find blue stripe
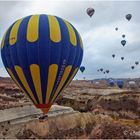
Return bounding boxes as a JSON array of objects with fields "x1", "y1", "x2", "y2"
[
  {"x1": 52, "y1": 24, "x2": 83, "y2": 103},
  {"x1": 16, "y1": 16, "x2": 39, "y2": 104},
  {"x1": 1, "y1": 22, "x2": 37, "y2": 104},
  {"x1": 49, "y1": 16, "x2": 71, "y2": 102},
  {"x1": 38, "y1": 14, "x2": 50, "y2": 103}
]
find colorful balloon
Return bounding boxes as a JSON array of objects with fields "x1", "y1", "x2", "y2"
[
  {"x1": 109, "y1": 79, "x2": 115, "y2": 87},
  {"x1": 112, "y1": 54, "x2": 115, "y2": 58},
  {"x1": 121, "y1": 57, "x2": 124, "y2": 60},
  {"x1": 131, "y1": 66, "x2": 135, "y2": 70},
  {"x1": 1, "y1": 14, "x2": 83, "y2": 114},
  {"x1": 126, "y1": 14, "x2": 132, "y2": 21},
  {"x1": 86, "y1": 8, "x2": 95, "y2": 17},
  {"x1": 122, "y1": 34, "x2": 125, "y2": 38},
  {"x1": 106, "y1": 70, "x2": 109, "y2": 73},
  {"x1": 135, "y1": 61, "x2": 139, "y2": 65},
  {"x1": 80, "y1": 66, "x2": 85, "y2": 73},
  {"x1": 100, "y1": 68, "x2": 103, "y2": 72},
  {"x1": 117, "y1": 80, "x2": 124, "y2": 89},
  {"x1": 121, "y1": 40, "x2": 126, "y2": 46}
]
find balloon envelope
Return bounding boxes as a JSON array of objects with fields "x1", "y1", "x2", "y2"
[
  {"x1": 131, "y1": 66, "x2": 135, "y2": 69},
  {"x1": 128, "y1": 81, "x2": 136, "y2": 85},
  {"x1": 112, "y1": 54, "x2": 115, "y2": 58},
  {"x1": 121, "y1": 40, "x2": 126, "y2": 46},
  {"x1": 100, "y1": 68, "x2": 103, "y2": 72},
  {"x1": 121, "y1": 57, "x2": 124, "y2": 60},
  {"x1": 135, "y1": 61, "x2": 139, "y2": 65},
  {"x1": 86, "y1": 8, "x2": 95, "y2": 17},
  {"x1": 117, "y1": 80, "x2": 124, "y2": 89},
  {"x1": 122, "y1": 34, "x2": 125, "y2": 38},
  {"x1": 1, "y1": 14, "x2": 83, "y2": 114},
  {"x1": 126, "y1": 14, "x2": 132, "y2": 21},
  {"x1": 80, "y1": 66, "x2": 85, "y2": 73},
  {"x1": 106, "y1": 70, "x2": 109, "y2": 73},
  {"x1": 109, "y1": 79, "x2": 115, "y2": 87}
]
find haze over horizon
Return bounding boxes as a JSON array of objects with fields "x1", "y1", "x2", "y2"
[{"x1": 0, "y1": 1, "x2": 140, "y2": 79}]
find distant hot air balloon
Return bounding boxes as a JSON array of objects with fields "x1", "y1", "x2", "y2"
[
  {"x1": 95, "y1": 81, "x2": 100, "y2": 85},
  {"x1": 115, "y1": 27, "x2": 118, "y2": 31},
  {"x1": 128, "y1": 81, "x2": 136, "y2": 89},
  {"x1": 103, "y1": 71, "x2": 106, "y2": 74},
  {"x1": 121, "y1": 40, "x2": 126, "y2": 46},
  {"x1": 100, "y1": 68, "x2": 103, "y2": 72},
  {"x1": 135, "y1": 61, "x2": 139, "y2": 65},
  {"x1": 86, "y1": 8, "x2": 95, "y2": 17},
  {"x1": 97, "y1": 69, "x2": 100, "y2": 72},
  {"x1": 131, "y1": 66, "x2": 135, "y2": 70},
  {"x1": 1, "y1": 14, "x2": 83, "y2": 114},
  {"x1": 117, "y1": 80, "x2": 124, "y2": 89},
  {"x1": 109, "y1": 79, "x2": 115, "y2": 87},
  {"x1": 121, "y1": 57, "x2": 124, "y2": 60},
  {"x1": 122, "y1": 34, "x2": 125, "y2": 38},
  {"x1": 112, "y1": 54, "x2": 115, "y2": 58},
  {"x1": 126, "y1": 14, "x2": 132, "y2": 21},
  {"x1": 106, "y1": 70, "x2": 109, "y2": 73},
  {"x1": 80, "y1": 66, "x2": 85, "y2": 73}
]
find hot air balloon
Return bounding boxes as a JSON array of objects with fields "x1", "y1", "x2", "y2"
[
  {"x1": 115, "y1": 27, "x2": 118, "y2": 31},
  {"x1": 86, "y1": 8, "x2": 95, "y2": 17},
  {"x1": 80, "y1": 66, "x2": 85, "y2": 73},
  {"x1": 135, "y1": 61, "x2": 139, "y2": 65},
  {"x1": 121, "y1": 40, "x2": 126, "y2": 46},
  {"x1": 1, "y1": 14, "x2": 83, "y2": 114},
  {"x1": 117, "y1": 80, "x2": 124, "y2": 89},
  {"x1": 128, "y1": 81, "x2": 137, "y2": 89},
  {"x1": 122, "y1": 34, "x2": 125, "y2": 38},
  {"x1": 97, "y1": 69, "x2": 100, "y2": 72},
  {"x1": 121, "y1": 57, "x2": 124, "y2": 60},
  {"x1": 106, "y1": 70, "x2": 109, "y2": 73},
  {"x1": 95, "y1": 81, "x2": 100, "y2": 85},
  {"x1": 103, "y1": 71, "x2": 106, "y2": 74},
  {"x1": 112, "y1": 54, "x2": 115, "y2": 58},
  {"x1": 131, "y1": 66, "x2": 135, "y2": 70},
  {"x1": 126, "y1": 14, "x2": 132, "y2": 21},
  {"x1": 108, "y1": 79, "x2": 115, "y2": 87},
  {"x1": 100, "y1": 68, "x2": 103, "y2": 72}
]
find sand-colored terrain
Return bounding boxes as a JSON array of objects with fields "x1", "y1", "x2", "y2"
[{"x1": 0, "y1": 78, "x2": 140, "y2": 139}]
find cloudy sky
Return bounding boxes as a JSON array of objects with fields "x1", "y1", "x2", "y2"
[{"x1": 0, "y1": 0, "x2": 140, "y2": 79}]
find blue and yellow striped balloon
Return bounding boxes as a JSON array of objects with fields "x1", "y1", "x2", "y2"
[{"x1": 1, "y1": 14, "x2": 83, "y2": 114}]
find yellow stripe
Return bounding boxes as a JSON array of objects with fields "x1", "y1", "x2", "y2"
[
  {"x1": 46, "y1": 64, "x2": 58, "y2": 104},
  {"x1": 15, "y1": 66, "x2": 37, "y2": 104},
  {"x1": 48, "y1": 15, "x2": 61, "y2": 43},
  {"x1": 30, "y1": 64, "x2": 42, "y2": 104},
  {"x1": 64, "y1": 20, "x2": 77, "y2": 46},
  {"x1": 1, "y1": 29, "x2": 8, "y2": 48},
  {"x1": 27, "y1": 15, "x2": 39, "y2": 42},
  {"x1": 9, "y1": 18, "x2": 23, "y2": 45},
  {"x1": 78, "y1": 33, "x2": 83, "y2": 48},
  {"x1": 51, "y1": 65, "x2": 72, "y2": 103},
  {"x1": 6, "y1": 68, "x2": 26, "y2": 94},
  {"x1": 64, "y1": 67, "x2": 79, "y2": 88}
]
